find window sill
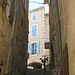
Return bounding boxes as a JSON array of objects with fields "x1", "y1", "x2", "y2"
[
  {"x1": 31, "y1": 36, "x2": 37, "y2": 38},
  {"x1": 30, "y1": 54, "x2": 38, "y2": 56}
]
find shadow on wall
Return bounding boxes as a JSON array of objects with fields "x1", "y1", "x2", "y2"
[{"x1": 63, "y1": 43, "x2": 69, "y2": 75}]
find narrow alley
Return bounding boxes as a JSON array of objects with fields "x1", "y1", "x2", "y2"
[{"x1": 0, "y1": 0, "x2": 75, "y2": 75}]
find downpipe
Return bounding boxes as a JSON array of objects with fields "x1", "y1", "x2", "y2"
[{"x1": 55, "y1": 0, "x2": 63, "y2": 75}]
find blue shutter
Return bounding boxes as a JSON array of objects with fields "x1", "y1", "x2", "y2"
[
  {"x1": 33, "y1": 25, "x2": 37, "y2": 36},
  {"x1": 32, "y1": 13, "x2": 37, "y2": 20},
  {"x1": 31, "y1": 25, "x2": 37, "y2": 37},
  {"x1": 36, "y1": 41, "x2": 40, "y2": 54},
  {"x1": 28, "y1": 43, "x2": 31, "y2": 55}
]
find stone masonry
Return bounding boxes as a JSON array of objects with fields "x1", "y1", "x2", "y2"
[
  {"x1": 0, "y1": 0, "x2": 29, "y2": 75},
  {"x1": 49, "y1": 0, "x2": 75, "y2": 75}
]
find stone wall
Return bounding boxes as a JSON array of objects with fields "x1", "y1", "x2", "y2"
[
  {"x1": 8, "y1": 0, "x2": 29, "y2": 75},
  {"x1": 49, "y1": 0, "x2": 59, "y2": 70},
  {"x1": 0, "y1": 0, "x2": 29, "y2": 75},
  {"x1": 0, "y1": 4, "x2": 12, "y2": 74},
  {"x1": 49, "y1": 0, "x2": 75, "y2": 75}
]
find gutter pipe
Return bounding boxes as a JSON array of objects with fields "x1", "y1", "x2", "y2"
[
  {"x1": 49, "y1": 0, "x2": 51, "y2": 69},
  {"x1": 55, "y1": 0, "x2": 63, "y2": 75},
  {"x1": 8, "y1": 0, "x2": 19, "y2": 74}
]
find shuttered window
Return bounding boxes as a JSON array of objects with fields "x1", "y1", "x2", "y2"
[
  {"x1": 28, "y1": 42, "x2": 40, "y2": 55},
  {"x1": 31, "y1": 25, "x2": 37, "y2": 37},
  {"x1": 32, "y1": 13, "x2": 37, "y2": 21}
]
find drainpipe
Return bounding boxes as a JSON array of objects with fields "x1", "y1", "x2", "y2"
[
  {"x1": 8, "y1": 0, "x2": 19, "y2": 74},
  {"x1": 49, "y1": 0, "x2": 52, "y2": 69},
  {"x1": 55, "y1": 0, "x2": 63, "y2": 75}
]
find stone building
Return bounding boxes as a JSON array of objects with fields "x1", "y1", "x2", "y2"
[
  {"x1": 49, "y1": 0, "x2": 75, "y2": 75},
  {"x1": 28, "y1": 6, "x2": 50, "y2": 68},
  {"x1": 0, "y1": 0, "x2": 29, "y2": 75}
]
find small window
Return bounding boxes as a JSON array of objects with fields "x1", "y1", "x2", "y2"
[
  {"x1": 31, "y1": 25, "x2": 37, "y2": 37},
  {"x1": 45, "y1": 42, "x2": 50, "y2": 49},
  {"x1": 32, "y1": 13, "x2": 37, "y2": 21},
  {"x1": 31, "y1": 43, "x2": 37, "y2": 55}
]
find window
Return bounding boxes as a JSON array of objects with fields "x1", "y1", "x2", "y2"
[
  {"x1": 32, "y1": 13, "x2": 37, "y2": 21},
  {"x1": 31, "y1": 25, "x2": 37, "y2": 37},
  {"x1": 45, "y1": 42, "x2": 50, "y2": 49},
  {"x1": 28, "y1": 41, "x2": 40, "y2": 55},
  {"x1": 31, "y1": 43, "x2": 36, "y2": 55}
]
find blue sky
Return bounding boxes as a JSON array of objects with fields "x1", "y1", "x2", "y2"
[{"x1": 29, "y1": 0, "x2": 44, "y2": 10}]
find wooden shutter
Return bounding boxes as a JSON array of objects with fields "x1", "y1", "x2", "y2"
[
  {"x1": 31, "y1": 25, "x2": 37, "y2": 37},
  {"x1": 28, "y1": 43, "x2": 31, "y2": 55},
  {"x1": 36, "y1": 41, "x2": 40, "y2": 54},
  {"x1": 33, "y1": 13, "x2": 37, "y2": 20},
  {"x1": 9, "y1": 0, "x2": 15, "y2": 24}
]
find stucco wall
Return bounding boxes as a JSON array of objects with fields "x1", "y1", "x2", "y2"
[
  {"x1": 59, "y1": 0, "x2": 75, "y2": 75},
  {"x1": 43, "y1": 14, "x2": 50, "y2": 56}
]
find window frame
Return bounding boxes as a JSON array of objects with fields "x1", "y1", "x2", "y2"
[{"x1": 29, "y1": 41, "x2": 40, "y2": 56}]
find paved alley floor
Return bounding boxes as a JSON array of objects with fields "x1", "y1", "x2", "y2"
[
  {"x1": 26, "y1": 69, "x2": 44, "y2": 75},
  {"x1": 26, "y1": 68, "x2": 57, "y2": 75}
]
